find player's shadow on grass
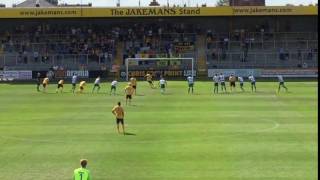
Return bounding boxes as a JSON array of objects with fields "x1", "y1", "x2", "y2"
[
  {"x1": 135, "y1": 94, "x2": 145, "y2": 96},
  {"x1": 124, "y1": 132, "x2": 136, "y2": 136},
  {"x1": 43, "y1": 92, "x2": 59, "y2": 94}
]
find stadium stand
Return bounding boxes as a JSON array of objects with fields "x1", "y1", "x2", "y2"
[
  {"x1": 15, "y1": 0, "x2": 57, "y2": 7},
  {"x1": 0, "y1": 7, "x2": 318, "y2": 74}
]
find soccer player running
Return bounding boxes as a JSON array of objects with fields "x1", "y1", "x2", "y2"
[
  {"x1": 92, "y1": 76, "x2": 101, "y2": 93},
  {"x1": 73, "y1": 159, "x2": 91, "y2": 180},
  {"x1": 56, "y1": 79, "x2": 64, "y2": 93},
  {"x1": 145, "y1": 73, "x2": 155, "y2": 88},
  {"x1": 277, "y1": 75, "x2": 288, "y2": 93},
  {"x1": 124, "y1": 83, "x2": 134, "y2": 105},
  {"x1": 130, "y1": 77, "x2": 137, "y2": 95},
  {"x1": 71, "y1": 73, "x2": 77, "y2": 94},
  {"x1": 213, "y1": 74, "x2": 219, "y2": 94},
  {"x1": 36, "y1": 72, "x2": 41, "y2": 92},
  {"x1": 248, "y1": 74, "x2": 256, "y2": 92},
  {"x1": 110, "y1": 79, "x2": 118, "y2": 95},
  {"x1": 159, "y1": 76, "x2": 167, "y2": 94},
  {"x1": 229, "y1": 74, "x2": 236, "y2": 92},
  {"x1": 112, "y1": 102, "x2": 125, "y2": 135},
  {"x1": 187, "y1": 75, "x2": 194, "y2": 94},
  {"x1": 79, "y1": 81, "x2": 86, "y2": 93},
  {"x1": 219, "y1": 73, "x2": 227, "y2": 93},
  {"x1": 238, "y1": 76, "x2": 245, "y2": 92},
  {"x1": 42, "y1": 76, "x2": 49, "y2": 92}
]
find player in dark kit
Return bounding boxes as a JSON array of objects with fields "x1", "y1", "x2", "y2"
[{"x1": 229, "y1": 74, "x2": 236, "y2": 92}]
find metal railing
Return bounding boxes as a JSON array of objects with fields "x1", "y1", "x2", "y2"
[
  {"x1": 206, "y1": 51, "x2": 318, "y2": 69},
  {"x1": 206, "y1": 40, "x2": 318, "y2": 51},
  {"x1": 0, "y1": 54, "x2": 113, "y2": 69},
  {"x1": 3, "y1": 31, "x2": 317, "y2": 41},
  {"x1": 205, "y1": 32, "x2": 318, "y2": 41}
]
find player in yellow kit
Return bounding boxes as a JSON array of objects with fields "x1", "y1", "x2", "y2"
[
  {"x1": 79, "y1": 81, "x2": 86, "y2": 93},
  {"x1": 42, "y1": 77, "x2": 49, "y2": 92},
  {"x1": 130, "y1": 77, "x2": 137, "y2": 95},
  {"x1": 112, "y1": 102, "x2": 125, "y2": 134},
  {"x1": 145, "y1": 73, "x2": 155, "y2": 88},
  {"x1": 124, "y1": 83, "x2": 135, "y2": 105},
  {"x1": 73, "y1": 159, "x2": 91, "y2": 180},
  {"x1": 229, "y1": 74, "x2": 237, "y2": 92},
  {"x1": 56, "y1": 79, "x2": 64, "y2": 93}
]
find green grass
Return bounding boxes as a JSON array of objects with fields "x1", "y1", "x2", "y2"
[{"x1": 0, "y1": 81, "x2": 317, "y2": 180}]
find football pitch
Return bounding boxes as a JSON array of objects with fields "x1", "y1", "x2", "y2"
[{"x1": 0, "y1": 81, "x2": 318, "y2": 180}]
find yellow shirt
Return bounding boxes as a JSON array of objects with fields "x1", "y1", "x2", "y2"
[
  {"x1": 58, "y1": 80, "x2": 64, "y2": 85},
  {"x1": 125, "y1": 86, "x2": 134, "y2": 95},
  {"x1": 130, "y1": 77, "x2": 137, "y2": 86},
  {"x1": 112, "y1": 105, "x2": 124, "y2": 119},
  {"x1": 42, "y1": 78, "x2": 49, "y2": 85},
  {"x1": 80, "y1": 81, "x2": 86, "y2": 87},
  {"x1": 229, "y1": 76, "x2": 236, "y2": 82},
  {"x1": 145, "y1": 74, "x2": 152, "y2": 81}
]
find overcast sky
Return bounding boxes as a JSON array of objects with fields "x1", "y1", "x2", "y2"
[{"x1": 0, "y1": 0, "x2": 318, "y2": 7}]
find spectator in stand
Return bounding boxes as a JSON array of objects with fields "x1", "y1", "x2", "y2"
[
  {"x1": 207, "y1": 36, "x2": 212, "y2": 49},
  {"x1": 285, "y1": 50, "x2": 289, "y2": 60},
  {"x1": 279, "y1": 48, "x2": 285, "y2": 60},
  {"x1": 207, "y1": 29, "x2": 213, "y2": 38},
  {"x1": 223, "y1": 37, "x2": 229, "y2": 50},
  {"x1": 307, "y1": 48, "x2": 313, "y2": 60},
  {"x1": 260, "y1": 27, "x2": 264, "y2": 42},
  {"x1": 23, "y1": 50, "x2": 28, "y2": 64},
  {"x1": 33, "y1": 51, "x2": 39, "y2": 63},
  {"x1": 297, "y1": 49, "x2": 302, "y2": 60},
  {"x1": 234, "y1": 29, "x2": 240, "y2": 41},
  {"x1": 211, "y1": 49, "x2": 217, "y2": 60}
]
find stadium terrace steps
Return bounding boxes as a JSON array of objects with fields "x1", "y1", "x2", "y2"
[
  {"x1": 195, "y1": 35, "x2": 208, "y2": 76},
  {"x1": 114, "y1": 41, "x2": 124, "y2": 77}
]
